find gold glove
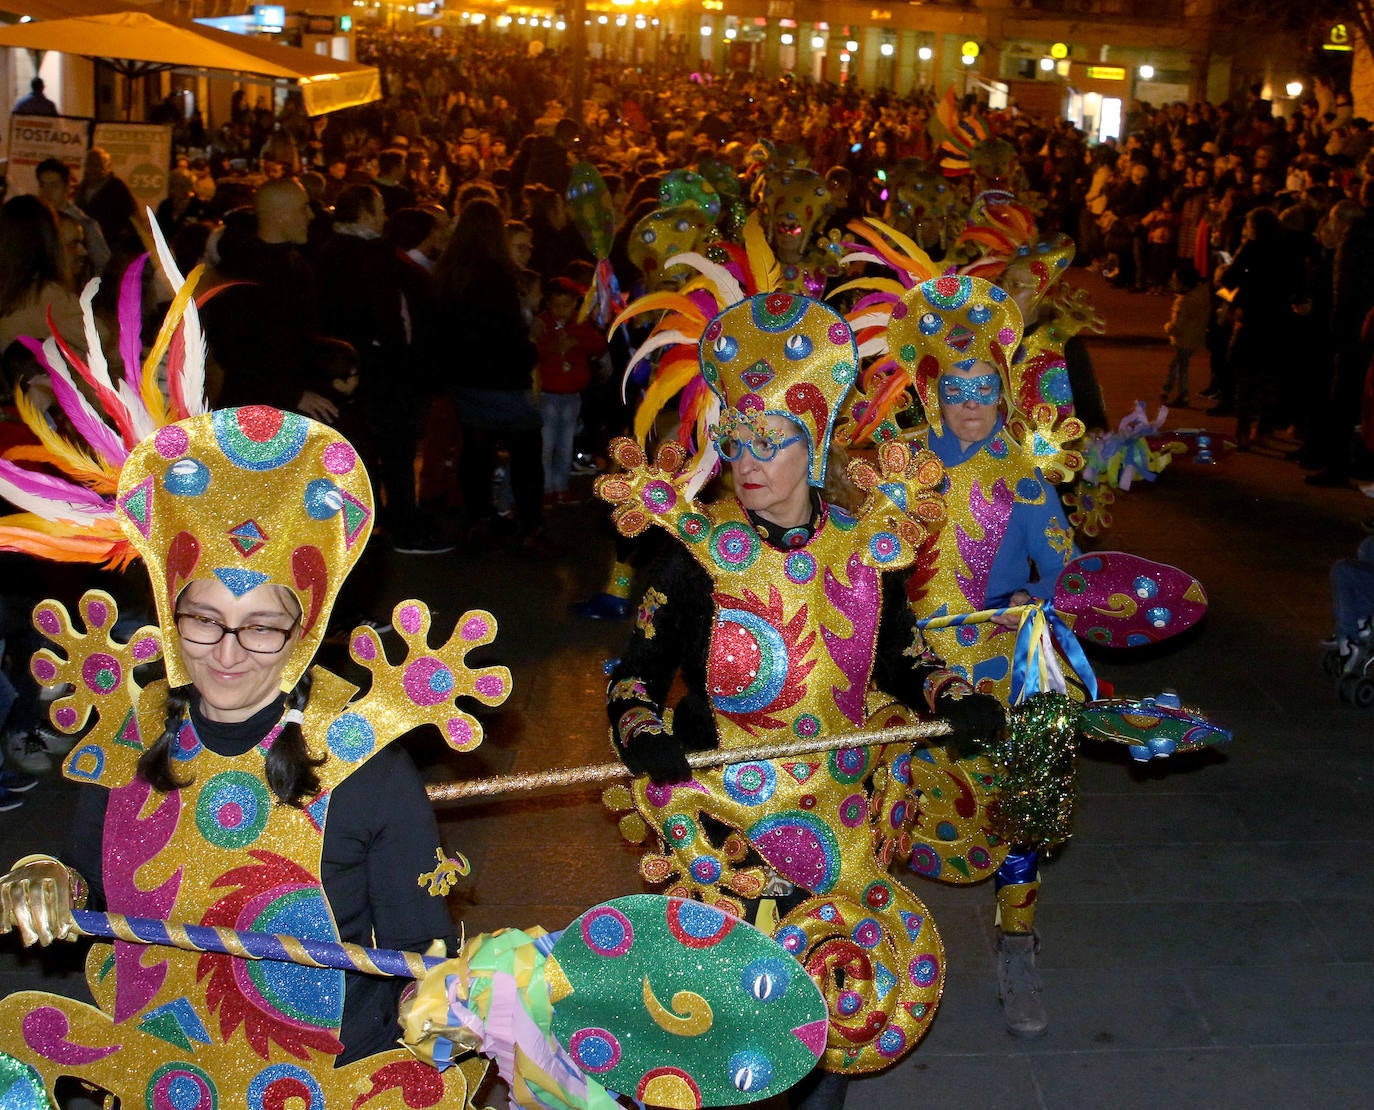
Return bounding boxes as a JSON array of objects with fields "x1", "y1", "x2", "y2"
[
  {"x1": 398, "y1": 939, "x2": 484, "y2": 1069},
  {"x1": 0, "y1": 854, "x2": 87, "y2": 946}
]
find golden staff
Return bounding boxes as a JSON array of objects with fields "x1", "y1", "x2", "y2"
[{"x1": 426, "y1": 719, "x2": 953, "y2": 804}]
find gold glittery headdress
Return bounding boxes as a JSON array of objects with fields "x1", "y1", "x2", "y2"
[
  {"x1": 700, "y1": 291, "x2": 859, "y2": 487},
  {"x1": 612, "y1": 215, "x2": 857, "y2": 495},
  {"x1": 115, "y1": 407, "x2": 374, "y2": 691},
  {"x1": 887, "y1": 274, "x2": 1023, "y2": 435}
]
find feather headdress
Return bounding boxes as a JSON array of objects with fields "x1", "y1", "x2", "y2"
[
  {"x1": 612, "y1": 215, "x2": 862, "y2": 498},
  {"x1": 0, "y1": 211, "x2": 208, "y2": 568}
]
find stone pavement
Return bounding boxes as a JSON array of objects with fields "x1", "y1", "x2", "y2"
[{"x1": 2, "y1": 271, "x2": 1371, "y2": 1108}]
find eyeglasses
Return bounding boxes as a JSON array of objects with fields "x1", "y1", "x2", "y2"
[
  {"x1": 712, "y1": 432, "x2": 805, "y2": 463},
  {"x1": 175, "y1": 612, "x2": 299, "y2": 655}
]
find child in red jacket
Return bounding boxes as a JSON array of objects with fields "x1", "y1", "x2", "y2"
[{"x1": 534, "y1": 277, "x2": 607, "y2": 503}]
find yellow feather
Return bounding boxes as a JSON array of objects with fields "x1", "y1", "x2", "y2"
[
  {"x1": 633, "y1": 358, "x2": 699, "y2": 445},
  {"x1": 11, "y1": 386, "x2": 118, "y2": 491},
  {"x1": 831, "y1": 276, "x2": 909, "y2": 300},
  {"x1": 742, "y1": 214, "x2": 780, "y2": 294},
  {"x1": 609, "y1": 291, "x2": 705, "y2": 336},
  {"x1": 140, "y1": 264, "x2": 205, "y2": 423},
  {"x1": 859, "y1": 218, "x2": 937, "y2": 277}
]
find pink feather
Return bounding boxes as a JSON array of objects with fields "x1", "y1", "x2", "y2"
[
  {"x1": 0, "y1": 458, "x2": 111, "y2": 515},
  {"x1": 118, "y1": 253, "x2": 149, "y2": 392},
  {"x1": 45, "y1": 309, "x2": 138, "y2": 447},
  {"x1": 20, "y1": 337, "x2": 128, "y2": 467}
]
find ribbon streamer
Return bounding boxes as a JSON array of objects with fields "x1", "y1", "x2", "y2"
[
  {"x1": 1010, "y1": 601, "x2": 1098, "y2": 705},
  {"x1": 425, "y1": 720, "x2": 953, "y2": 804}
]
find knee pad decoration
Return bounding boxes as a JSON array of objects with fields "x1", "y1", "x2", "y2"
[{"x1": 605, "y1": 731, "x2": 945, "y2": 1074}]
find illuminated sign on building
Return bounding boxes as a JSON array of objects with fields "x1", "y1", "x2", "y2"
[
  {"x1": 1085, "y1": 65, "x2": 1126, "y2": 80},
  {"x1": 1323, "y1": 23, "x2": 1353, "y2": 52},
  {"x1": 251, "y1": 5, "x2": 285, "y2": 33}
]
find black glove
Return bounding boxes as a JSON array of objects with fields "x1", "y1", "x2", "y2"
[
  {"x1": 935, "y1": 688, "x2": 1007, "y2": 748},
  {"x1": 616, "y1": 708, "x2": 692, "y2": 785}
]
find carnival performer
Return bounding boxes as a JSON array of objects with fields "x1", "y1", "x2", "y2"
[
  {"x1": 0, "y1": 240, "x2": 509, "y2": 1106},
  {"x1": 756, "y1": 167, "x2": 845, "y2": 297},
  {"x1": 884, "y1": 273, "x2": 1092, "y2": 1038},
  {"x1": 593, "y1": 238, "x2": 1007, "y2": 1097}
]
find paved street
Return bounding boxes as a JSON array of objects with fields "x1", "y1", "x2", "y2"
[{"x1": 3, "y1": 271, "x2": 1371, "y2": 1108}]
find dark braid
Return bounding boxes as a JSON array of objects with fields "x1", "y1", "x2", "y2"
[
  {"x1": 264, "y1": 669, "x2": 326, "y2": 807},
  {"x1": 136, "y1": 685, "x2": 196, "y2": 793}
]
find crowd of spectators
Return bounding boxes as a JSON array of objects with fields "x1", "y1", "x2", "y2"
[{"x1": 3, "y1": 35, "x2": 1374, "y2": 802}]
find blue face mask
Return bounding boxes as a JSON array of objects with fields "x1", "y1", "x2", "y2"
[{"x1": 938, "y1": 372, "x2": 1002, "y2": 406}]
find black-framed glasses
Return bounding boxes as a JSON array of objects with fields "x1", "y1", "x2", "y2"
[
  {"x1": 712, "y1": 432, "x2": 805, "y2": 463},
  {"x1": 174, "y1": 612, "x2": 299, "y2": 655}
]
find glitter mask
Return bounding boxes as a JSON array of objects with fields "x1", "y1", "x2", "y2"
[
  {"x1": 938, "y1": 372, "x2": 1003, "y2": 406},
  {"x1": 628, "y1": 205, "x2": 713, "y2": 290},
  {"x1": 759, "y1": 168, "x2": 831, "y2": 251},
  {"x1": 116, "y1": 406, "x2": 374, "y2": 692},
  {"x1": 1000, "y1": 234, "x2": 1075, "y2": 314},
  {"x1": 888, "y1": 275, "x2": 1024, "y2": 435},
  {"x1": 700, "y1": 293, "x2": 859, "y2": 486}
]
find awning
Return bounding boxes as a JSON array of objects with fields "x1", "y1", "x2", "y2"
[{"x1": 0, "y1": 10, "x2": 380, "y2": 114}]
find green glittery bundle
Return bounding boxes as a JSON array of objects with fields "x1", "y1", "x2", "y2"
[{"x1": 981, "y1": 692, "x2": 1081, "y2": 849}]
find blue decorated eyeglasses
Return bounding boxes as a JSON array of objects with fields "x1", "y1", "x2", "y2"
[
  {"x1": 712, "y1": 431, "x2": 805, "y2": 463},
  {"x1": 938, "y1": 372, "x2": 1002, "y2": 406}
]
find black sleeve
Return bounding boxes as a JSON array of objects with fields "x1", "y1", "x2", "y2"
[
  {"x1": 870, "y1": 571, "x2": 954, "y2": 714},
  {"x1": 606, "y1": 545, "x2": 717, "y2": 753},
  {"x1": 322, "y1": 743, "x2": 456, "y2": 1064},
  {"x1": 66, "y1": 785, "x2": 110, "y2": 912}
]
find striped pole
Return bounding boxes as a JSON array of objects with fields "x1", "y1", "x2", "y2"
[{"x1": 71, "y1": 908, "x2": 441, "y2": 979}]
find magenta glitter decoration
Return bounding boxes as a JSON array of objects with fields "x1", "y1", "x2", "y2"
[
  {"x1": 446, "y1": 717, "x2": 474, "y2": 746},
  {"x1": 36, "y1": 609, "x2": 60, "y2": 634},
  {"x1": 460, "y1": 616, "x2": 490, "y2": 641},
  {"x1": 85, "y1": 599, "x2": 109, "y2": 627},
  {"x1": 475, "y1": 674, "x2": 506, "y2": 699},
  {"x1": 32, "y1": 658, "x2": 57, "y2": 683},
  {"x1": 402, "y1": 657, "x2": 456, "y2": 706},
  {"x1": 321, "y1": 441, "x2": 356, "y2": 474},
  {"x1": 398, "y1": 604, "x2": 423, "y2": 635},
  {"x1": 54, "y1": 707, "x2": 78, "y2": 730},
  {"x1": 153, "y1": 425, "x2": 189, "y2": 458},
  {"x1": 352, "y1": 635, "x2": 376, "y2": 661},
  {"x1": 133, "y1": 637, "x2": 159, "y2": 661},
  {"x1": 82, "y1": 654, "x2": 122, "y2": 694}
]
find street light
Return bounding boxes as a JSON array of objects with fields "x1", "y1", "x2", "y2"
[
  {"x1": 1286, "y1": 80, "x2": 1303, "y2": 97},
  {"x1": 700, "y1": 25, "x2": 712, "y2": 36},
  {"x1": 918, "y1": 46, "x2": 933, "y2": 61},
  {"x1": 880, "y1": 42, "x2": 894, "y2": 57},
  {"x1": 1040, "y1": 57, "x2": 1054, "y2": 72},
  {"x1": 846, "y1": 40, "x2": 858, "y2": 52},
  {"x1": 1139, "y1": 64, "x2": 1155, "y2": 80},
  {"x1": 781, "y1": 33, "x2": 794, "y2": 46},
  {"x1": 811, "y1": 35, "x2": 825, "y2": 49}
]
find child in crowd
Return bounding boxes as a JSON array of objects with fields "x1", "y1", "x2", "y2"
[
  {"x1": 1141, "y1": 195, "x2": 1180, "y2": 293},
  {"x1": 1162, "y1": 260, "x2": 1210, "y2": 407},
  {"x1": 533, "y1": 277, "x2": 607, "y2": 504}
]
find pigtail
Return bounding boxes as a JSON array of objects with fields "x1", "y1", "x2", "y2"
[
  {"x1": 264, "y1": 669, "x2": 326, "y2": 807},
  {"x1": 136, "y1": 684, "x2": 196, "y2": 793}
]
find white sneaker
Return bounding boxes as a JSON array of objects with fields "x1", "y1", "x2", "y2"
[
  {"x1": 4, "y1": 732, "x2": 53, "y2": 774},
  {"x1": 34, "y1": 724, "x2": 76, "y2": 757},
  {"x1": 997, "y1": 931, "x2": 1048, "y2": 1037}
]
